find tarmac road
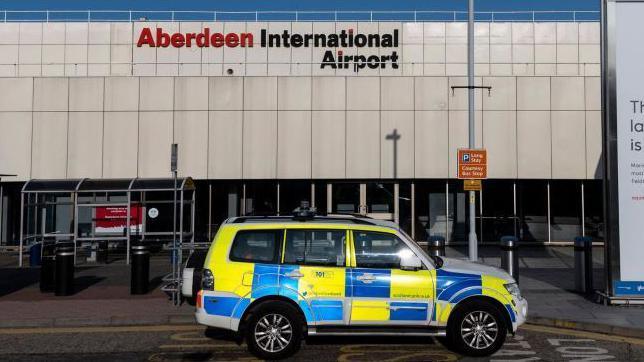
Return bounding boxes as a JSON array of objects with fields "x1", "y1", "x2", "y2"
[{"x1": 0, "y1": 323, "x2": 642, "y2": 361}]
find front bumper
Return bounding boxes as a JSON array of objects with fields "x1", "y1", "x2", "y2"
[{"x1": 513, "y1": 297, "x2": 528, "y2": 330}]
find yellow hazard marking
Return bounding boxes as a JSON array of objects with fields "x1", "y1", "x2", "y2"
[
  {"x1": 390, "y1": 269, "x2": 433, "y2": 299},
  {"x1": 299, "y1": 266, "x2": 345, "y2": 298},
  {"x1": 0, "y1": 324, "x2": 203, "y2": 335},
  {"x1": 350, "y1": 300, "x2": 390, "y2": 321}
]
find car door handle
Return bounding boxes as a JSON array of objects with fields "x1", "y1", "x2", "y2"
[
  {"x1": 356, "y1": 273, "x2": 376, "y2": 283},
  {"x1": 285, "y1": 271, "x2": 304, "y2": 278}
]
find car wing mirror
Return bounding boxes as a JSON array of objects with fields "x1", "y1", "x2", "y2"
[{"x1": 400, "y1": 253, "x2": 422, "y2": 271}]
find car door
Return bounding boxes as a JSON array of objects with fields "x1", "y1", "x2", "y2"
[
  {"x1": 349, "y1": 230, "x2": 434, "y2": 325},
  {"x1": 279, "y1": 228, "x2": 350, "y2": 325}
]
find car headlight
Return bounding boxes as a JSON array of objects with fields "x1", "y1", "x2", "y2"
[
  {"x1": 504, "y1": 282, "x2": 522, "y2": 299},
  {"x1": 201, "y1": 269, "x2": 214, "y2": 291}
]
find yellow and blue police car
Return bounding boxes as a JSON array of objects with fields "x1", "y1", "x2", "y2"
[{"x1": 195, "y1": 207, "x2": 527, "y2": 360}]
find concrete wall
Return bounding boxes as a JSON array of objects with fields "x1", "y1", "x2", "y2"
[
  {"x1": 0, "y1": 75, "x2": 601, "y2": 181},
  {"x1": 0, "y1": 21, "x2": 600, "y2": 78}
]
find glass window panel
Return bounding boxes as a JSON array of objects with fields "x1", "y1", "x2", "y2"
[
  {"x1": 283, "y1": 229, "x2": 346, "y2": 267},
  {"x1": 353, "y1": 230, "x2": 415, "y2": 269},
  {"x1": 229, "y1": 230, "x2": 281, "y2": 264}
]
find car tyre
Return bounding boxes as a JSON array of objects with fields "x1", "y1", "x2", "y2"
[
  {"x1": 447, "y1": 299, "x2": 507, "y2": 357},
  {"x1": 245, "y1": 301, "x2": 303, "y2": 360}
]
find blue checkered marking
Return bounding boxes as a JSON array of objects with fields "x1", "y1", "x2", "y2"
[
  {"x1": 311, "y1": 300, "x2": 344, "y2": 321},
  {"x1": 204, "y1": 296, "x2": 241, "y2": 316},
  {"x1": 278, "y1": 264, "x2": 300, "y2": 300},
  {"x1": 351, "y1": 268, "x2": 391, "y2": 298},
  {"x1": 390, "y1": 302, "x2": 428, "y2": 321},
  {"x1": 436, "y1": 270, "x2": 481, "y2": 302},
  {"x1": 251, "y1": 264, "x2": 280, "y2": 299},
  {"x1": 505, "y1": 304, "x2": 516, "y2": 323}
]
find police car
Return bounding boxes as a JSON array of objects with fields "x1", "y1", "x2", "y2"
[{"x1": 195, "y1": 207, "x2": 527, "y2": 360}]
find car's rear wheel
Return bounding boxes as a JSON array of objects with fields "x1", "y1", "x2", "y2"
[
  {"x1": 245, "y1": 301, "x2": 303, "y2": 360},
  {"x1": 447, "y1": 299, "x2": 507, "y2": 357}
]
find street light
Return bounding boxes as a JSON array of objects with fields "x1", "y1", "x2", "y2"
[{"x1": 467, "y1": 0, "x2": 478, "y2": 261}]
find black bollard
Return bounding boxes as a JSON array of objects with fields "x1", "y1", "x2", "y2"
[
  {"x1": 40, "y1": 242, "x2": 56, "y2": 293},
  {"x1": 500, "y1": 236, "x2": 519, "y2": 283},
  {"x1": 54, "y1": 241, "x2": 75, "y2": 296},
  {"x1": 131, "y1": 243, "x2": 150, "y2": 295},
  {"x1": 427, "y1": 235, "x2": 446, "y2": 257},
  {"x1": 574, "y1": 236, "x2": 593, "y2": 294}
]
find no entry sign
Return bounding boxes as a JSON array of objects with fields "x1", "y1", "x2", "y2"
[{"x1": 458, "y1": 149, "x2": 487, "y2": 179}]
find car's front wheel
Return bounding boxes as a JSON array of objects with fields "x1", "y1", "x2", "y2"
[
  {"x1": 245, "y1": 301, "x2": 303, "y2": 360},
  {"x1": 447, "y1": 299, "x2": 507, "y2": 357}
]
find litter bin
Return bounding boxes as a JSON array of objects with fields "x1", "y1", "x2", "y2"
[
  {"x1": 427, "y1": 236, "x2": 446, "y2": 257},
  {"x1": 131, "y1": 243, "x2": 150, "y2": 295},
  {"x1": 574, "y1": 236, "x2": 593, "y2": 294},
  {"x1": 40, "y1": 242, "x2": 56, "y2": 293},
  {"x1": 54, "y1": 241, "x2": 75, "y2": 296},
  {"x1": 500, "y1": 236, "x2": 519, "y2": 283},
  {"x1": 29, "y1": 242, "x2": 42, "y2": 267},
  {"x1": 96, "y1": 241, "x2": 108, "y2": 264}
]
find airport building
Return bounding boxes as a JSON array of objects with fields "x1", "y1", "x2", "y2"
[{"x1": 0, "y1": 14, "x2": 603, "y2": 246}]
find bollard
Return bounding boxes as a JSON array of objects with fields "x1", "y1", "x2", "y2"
[
  {"x1": 96, "y1": 240, "x2": 108, "y2": 264},
  {"x1": 29, "y1": 242, "x2": 42, "y2": 267},
  {"x1": 500, "y1": 236, "x2": 519, "y2": 283},
  {"x1": 40, "y1": 242, "x2": 56, "y2": 293},
  {"x1": 131, "y1": 243, "x2": 150, "y2": 295},
  {"x1": 574, "y1": 236, "x2": 593, "y2": 294},
  {"x1": 427, "y1": 236, "x2": 446, "y2": 257},
  {"x1": 54, "y1": 241, "x2": 75, "y2": 296}
]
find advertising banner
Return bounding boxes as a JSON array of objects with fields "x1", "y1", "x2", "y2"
[
  {"x1": 95, "y1": 205, "x2": 143, "y2": 235},
  {"x1": 610, "y1": 1, "x2": 644, "y2": 296}
]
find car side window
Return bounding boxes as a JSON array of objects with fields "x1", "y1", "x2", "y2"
[
  {"x1": 283, "y1": 229, "x2": 346, "y2": 267},
  {"x1": 353, "y1": 230, "x2": 419, "y2": 269},
  {"x1": 229, "y1": 230, "x2": 282, "y2": 264}
]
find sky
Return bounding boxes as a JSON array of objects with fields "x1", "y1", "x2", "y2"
[{"x1": 0, "y1": 1, "x2": 600, "y2": 12}]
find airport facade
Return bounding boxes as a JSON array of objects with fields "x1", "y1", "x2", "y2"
[{"x1": 0, "y1": 20, "x2": 603, "y2": 245}]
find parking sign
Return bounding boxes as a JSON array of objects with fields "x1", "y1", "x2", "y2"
[{"x1": 458, "y1": 149, "x2": 487, "y2": 179}]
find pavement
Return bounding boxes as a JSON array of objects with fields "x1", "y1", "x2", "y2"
[{"x1": 0, "y1": 245, "x2": 643, "y2": 340}]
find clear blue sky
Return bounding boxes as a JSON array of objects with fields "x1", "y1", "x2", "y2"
[{"x1": 0, "y1": 1, "x2": 599, "y2": 12}]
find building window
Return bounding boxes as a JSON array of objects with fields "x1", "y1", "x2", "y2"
[
  {"x1": 550, "y1": 181, "x2": 582, "y2": 242},
  {"x1": 366, "y1": 182, "x2": 394, "y2": 214},
  {"x1": 481, "y1": 180, "x2": 515, "y2": 242},
  {"x1": 279, "y1": 181, "x2": 311, "y2": 215},
  {"x1": 414, "y1": 180, "x2": 446, "y2": 241},
  {"x1": 517, "y1": 181, "x2": 548, "y2": 242},
  {"x1": 332, "y1": 183, "x2": 360, "y2": 214},
  {"x1": 244, "y1": 182, "x2": 277, "y2": 216},
  {"x1": 584, "y1": 180, "x2": 604, "y2": 241}
]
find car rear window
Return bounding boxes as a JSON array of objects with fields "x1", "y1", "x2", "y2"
[{"x1": 229, "y1": 230, "x2": 282, "y2": 264}]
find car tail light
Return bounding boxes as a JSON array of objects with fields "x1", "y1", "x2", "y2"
[{"x1": 202, "y1": 268, "x2": 214, "y2": 291}]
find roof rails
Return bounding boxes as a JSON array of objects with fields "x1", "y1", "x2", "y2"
[{"x1": 227, "y1": 214, "x2": 378, "y2": 226}]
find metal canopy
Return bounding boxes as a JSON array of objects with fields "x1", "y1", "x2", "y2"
[
  {"x1": 19, "y1": 177, "x2": 196, "y2": 268},
  {"x1": 22, "y1": 177, "x2": 195, "y2": 193}
]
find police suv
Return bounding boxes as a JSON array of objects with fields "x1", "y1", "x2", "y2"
[{"x1": 195, "y1": 208, "x2": 527, "y2": 360}]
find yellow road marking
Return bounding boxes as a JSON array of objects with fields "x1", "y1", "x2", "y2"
[
  {"x1": 0, "y1": 324, "x2": 203, "y2": 335},
  {"x1": 523, "y1": 323, "x2": 644, "y2": 346}
]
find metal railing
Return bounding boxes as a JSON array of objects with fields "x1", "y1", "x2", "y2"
[{"x1": 0, "y1": 10, "x2": 600, "y2": 23}]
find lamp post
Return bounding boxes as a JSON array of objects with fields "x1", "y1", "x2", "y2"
[{"x1": 467, "y1": 0, "x2": 478, "y2": 261}]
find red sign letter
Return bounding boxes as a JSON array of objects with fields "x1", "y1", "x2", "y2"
[{"x1": 137, "y1": 27, "x2": 155, "y2": 47}]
